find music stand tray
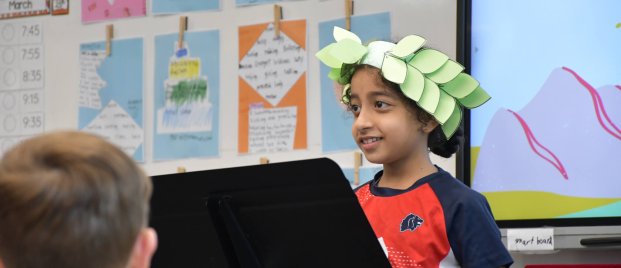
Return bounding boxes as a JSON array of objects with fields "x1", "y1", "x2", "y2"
[{"x1": 149, "y1": 158, "x2": 390, "y2": 268}]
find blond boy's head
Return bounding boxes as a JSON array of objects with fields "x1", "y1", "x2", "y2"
[{"x1": 0, "y1": 131, "x2": 157, "y2": 268}]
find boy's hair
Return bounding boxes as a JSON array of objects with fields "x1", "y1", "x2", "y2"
[
  {"x1": 0, "y1": 131, "x2": 152, "y2": 268},
  {"x1": 346, "y1": 65, "x2": 463, "y2": 158}
]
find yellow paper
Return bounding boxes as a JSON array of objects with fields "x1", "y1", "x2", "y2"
[{"x1": 169, "y1": 59, "x2": 200, "y2": 79}]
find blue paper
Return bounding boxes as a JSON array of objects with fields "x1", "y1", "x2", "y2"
[
  {"x1": 78, "y1": 38, "x2": 144, "y2": 162},
  {"x1": 152, "y1": 0, "x2": 219, "y2": 14},
  {"x1": 153, "y1": 30, "x2": 220, "y2": 161},
  {"x1": 341, "y1": 166, "x2": 383, "y2": 188},
  {"x1": 319, "y1": 13, "x2": 391, "y2": 152},
  {"x1": 236, "y1": 0, "x2": 281, "y2": 6}
]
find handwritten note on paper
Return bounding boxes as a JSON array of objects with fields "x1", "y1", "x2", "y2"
[
  {"x1": 507, "y1": 228, "x2": 554, "y2": 251},
  {"x1": 238, "y1": 23, "x2": 306, "y2": 106},
  {"x1": 79, "y1": 50, "x2": 106, "y2": 109},
  {"x1": 83, "y1": 100, "x2": 143, "y2": 157},
  {"x1": 248, "y1": 106, "x2": 297, "y2": 153}
]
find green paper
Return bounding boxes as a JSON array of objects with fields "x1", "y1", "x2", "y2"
[
  {"x1": 391, "y1": 35, "x2": 426, "y2": 58},
  {"x1": 333, "y1": 26, "x2": 362, "y2": 44},
  {"x1": 328, "y1": 68, "x2": 341, "y2": 81},
  {"x1": 457, "y1": 86, "x2": 491, "y2": 108},
  {"x1": 433, "y1": 91, "x2": 456, "y2": 124},
  {"x1": 441, "y1": 106, "x2": 462, "y2": 139},
  {"x1": 316, "y1": 26, "x2": 492, "y2": 128},
  {"x1": 381, "y1": 55, "x2": 407, "y2": 84},
  {"x1": 417, "y1": 78, "x2": 440, "y2": 113},
  {"x1": 316, "y1": 43, "x2": 342, "y2": 68},
  {"x1": 441, "y1": 73, "x2": 479, "y2": 98},
  {"x1": 330, "y1": 39, "x2": 367, "y2": 64},
  {"x1": 409, "y1": 49, "x2": 449, "y2": 74},
  {"x1": 400, "y1": 65, "x2": 425, "y2": 101},
  {"x1": 427, "y1": 60, "x2": 464, "y2": 84}
]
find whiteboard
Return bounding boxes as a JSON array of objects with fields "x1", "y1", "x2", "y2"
[{"x1": 35, "y1": 0, "x2": 457, "y2": 176}]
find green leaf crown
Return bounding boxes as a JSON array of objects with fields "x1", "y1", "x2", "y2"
[{"x1": 315, "y1": 26, "x2": 491, "y2": 139}]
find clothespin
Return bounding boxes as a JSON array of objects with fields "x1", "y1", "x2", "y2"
[
  {"x1": 177, "y1": 166, "x2": 187, "y2": 173},
  {"x1": 260, "y1": 157, "x2": 270, "y2": 164},
  {"x1": 273, "y1": 4, "x2": 282, "y2": 38},
  {"x1": 178, "y1": 16, "x2": 188, "y2": 50},
  {"x1": 353, "y1": 152, "x2": 362, "y2": 185},
  {"x1": 345, "y1": 0, "x2": 354, "y2": 31},
  {"x1": 105, "y1": 24, "x2": 113, "y2": 57}
]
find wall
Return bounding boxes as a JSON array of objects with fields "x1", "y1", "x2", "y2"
[{"x1": 37, "y1": 0, "x2": 458, "y2": 176}]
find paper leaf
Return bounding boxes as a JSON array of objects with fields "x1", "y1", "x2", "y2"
[
  {"x1": 381, "y1": 56, "x2": 407, "y2": 84},
  {"x1": 400, "y1": 65, "x2": 425, "y2": 101},
  {"x1": 328, "y1": 68, "x2": 341, "y2": 81},
  {"x1": 409, "y1": 49, "x2": 449, "y2": 74},
  {"x1": 391, "y1": 35, "x2": 426, "y2": 58},
  {"x1": 333, "y1": 26, "x2": 362, "y2": 44},
  {"x1": 434, "y1": 91, "x2": 456, "y2": 124},
  {"x1": 427, "y1": 60, "x2": 465, "y2": 84},
  {"x1": 330, "y1": 39, "x2": 368, "y2": 64},
  {"x1": 417, "y1": 78, "x2": 441, "y2": 113},
  {"x1": 441, "y1": 106, "x2": 462, "y2": 139},
  {"x1": 457, "y1": 86, "x2": 491, "y2": 108},
  {"x1": 441, "y1": 73, "x2": 479, "y2": 99},
  {"x1": 315, "y1": 43, "x2": 342, "y2": 68}
]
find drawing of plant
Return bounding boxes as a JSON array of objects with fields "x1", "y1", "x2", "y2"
[{"x1": 170, "y1": 79, "x2": 207, "y2": 105}]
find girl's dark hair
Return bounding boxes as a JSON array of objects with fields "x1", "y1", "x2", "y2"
[{"x1": 346, "y1": 64, "x2": 463, "y2": 158}]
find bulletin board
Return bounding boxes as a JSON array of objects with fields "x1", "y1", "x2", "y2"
[{"x1": 0, "y1": 0, "x2": 458, "y2": 177}]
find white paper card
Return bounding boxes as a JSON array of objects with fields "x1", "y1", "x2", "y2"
[
  {"x1": 238, "y1": 23, "x2": 306, "y2": 107},
  {"x1": 507, "y1": 228, "x2": 554, "y2": 251},
  {"x1": 248, "y1": 106, "x2": 297, "y2": 153}
]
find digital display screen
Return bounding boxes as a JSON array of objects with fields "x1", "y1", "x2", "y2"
[{"x1": 469, "y1": 0, "x2": 621, "y2": 222}]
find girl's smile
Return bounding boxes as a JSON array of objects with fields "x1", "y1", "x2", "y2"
[{"x1": 359, "y1": 136, "x2": 383, "y2": 150}]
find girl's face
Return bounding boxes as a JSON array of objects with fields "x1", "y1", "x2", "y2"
[{"x1": 348, "y1": 67, "x2": 433, "y2": 165}]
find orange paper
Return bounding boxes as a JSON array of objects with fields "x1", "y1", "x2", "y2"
[{"x1": 238, "y1": 20, "x2": 307, "y2": 153}]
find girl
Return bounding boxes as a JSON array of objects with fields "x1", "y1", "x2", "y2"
[{"x1": 317, "y1": 27, "x2": 513, "y2": 267}]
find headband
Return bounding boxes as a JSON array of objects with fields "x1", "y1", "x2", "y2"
[{"x1": 315, "y1": 26, "x2": 491, "y2": 139}]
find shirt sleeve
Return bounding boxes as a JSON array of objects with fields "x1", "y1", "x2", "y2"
[{"x1": 447, "y1": 191, "x2": 514, "y2": 268}]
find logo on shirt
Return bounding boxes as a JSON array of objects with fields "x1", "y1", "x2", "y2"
[{"x1": 400, "y1": 213, "x2": 424, "y2": 232}]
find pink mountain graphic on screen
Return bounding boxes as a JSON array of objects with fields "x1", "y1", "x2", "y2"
[
  {"x1": 473, "y1": 67, "x2": 621, "y2": 198},
  {"x1": 507, "y1": 109, "x2": 568, "y2": 179}
]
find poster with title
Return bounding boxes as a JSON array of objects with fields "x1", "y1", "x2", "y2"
[
  {"x1": 81, "y1": 0, "x2": 146, "y2": 23},
  {"x1": 238, "y1": 20, "x2": 307, "y2": 154},
  {"x1": 152, "y1": 0, "x2": 219, "y2": 15},
  {"x1": 0, "y1": 20, "x2": 45, "y2": 155},
  {"x1": 318, "y1": 12, "x2": 391, "y2": 152},
  {"x1": 78, "y1": 38, "x2": 144, "y2": 162},
  {"x1": 0, "y1": 0, "x2": 49, "y2": 19},
  {"x1": 153, "y1": 30, "x2": 220, "y2": 160}
]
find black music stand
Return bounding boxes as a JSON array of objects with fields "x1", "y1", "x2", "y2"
[{"x1": 149, "y1": 158, "x2": 390, "y2": 268}]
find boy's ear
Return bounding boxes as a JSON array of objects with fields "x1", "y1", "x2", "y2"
[
  {"x1": 127, "y1": 228, "x2": 158, "y2": 268},
  {"x1": 0, "y1": 258, "x2": 5, "y2": 268}
]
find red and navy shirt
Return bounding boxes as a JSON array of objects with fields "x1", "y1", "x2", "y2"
[{"x1": 355, "y1": 167, "x2": 513, "y2": 268}]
